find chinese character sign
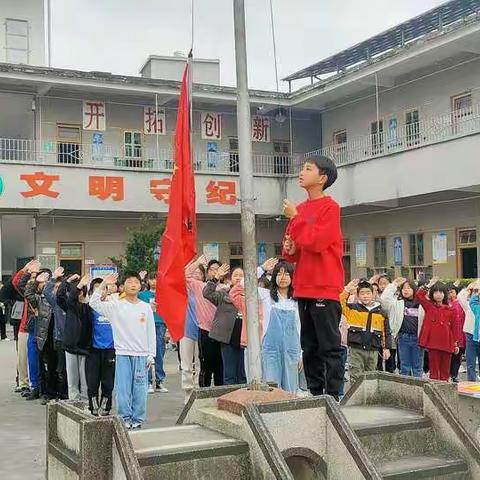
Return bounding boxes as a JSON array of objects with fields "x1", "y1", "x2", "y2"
[
  {"x1": 201, "y1": 112, "x2": 222, "y2": 140},
  {"x1": 83, "y1": 101, "x2": 106, "y2": 131},
  {"x1": 206, "y1": 180, "x2": 237, "y2": 205},
  {"x1": 89, "y1": 176, "x2": 124, "y2": 201},
  {"x1": 20, "y1": 171, "x2": 60, "y2": 198},
  {"x1": 150, "y1": 178, "x2": 171, "y2": 203},
  {"x1": 251, "y1": 115, "x2": 270, "y2": 143},
  {"x1": 144, "y1": 107, "x2": 166, "y2": 135}
]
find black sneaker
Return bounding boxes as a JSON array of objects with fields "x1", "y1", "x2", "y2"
[
  {"x1": 26, "y1": 389, "x2": 40, "y2": 401},
  {"x1": 20, "y1": 388, "x2": 32, "y2": 397},
  {"x1": 41, "y1": 395, "x2": 51, "y2": 406}
]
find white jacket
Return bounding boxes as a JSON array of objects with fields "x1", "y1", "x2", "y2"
[
  {"x1": 458, "y1": 288, "x2": 475, "y2": 335},
  {"x1": 380, "y1": 283, "x2": 425, "y2": 337}
]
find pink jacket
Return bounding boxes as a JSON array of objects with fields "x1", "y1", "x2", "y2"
[{"x1": 229, "y1": 284, "x2": 263, "y2": 348}]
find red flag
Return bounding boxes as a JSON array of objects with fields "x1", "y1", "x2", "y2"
[{"x1": 156, "y1": 63, "x2": 196, "y2": 342}]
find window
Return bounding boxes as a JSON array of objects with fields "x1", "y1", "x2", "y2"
[
  {"x1": 59, "y1": 243, "x2": 83, "y2": 275},
  {"x1": 343, "y1": 238, "x2": 351, "y2": 256},
  {"x1": 6, "y1": 19, "x2": 29, "y2": 64},
  {"x1": 333, "y1": 130, "x2": 347, "y2": 164},
  {"x1": 374, "y1": 237, "x2": 387, "y2": 267},
  {"x1": 230, "y1": 243, "x2": 243, "y2": 256},
  {"x1": 405, "y1": 109, "x2": 420, "y2": 146},
  {"x1": 409, "y1": 233, "x2": 424, "y2": 266},
  {"x1": 274, "y1": 244, "x2": 283, "y2": 257},
  {"x1": 452, "y1": 93, "x2": 473, "y2": 135},
  {"x1": 458, "y1": 229, "x2": 477, "y2": 246},
  {"x1": 229, "y1": 137, "x2": 239, "y2": 173},
  {"x1": 57, "y1": 124, "x2": 81, "y2": 164},
  {"x1": 273, "y1": 141, "x2": 290, "y2": 174},
  {"x1": 343, "y1": 239, "x2": 351, "y2": 283},
  {"x1": 124, "y1": 131, "x2": 142, "y2": 158},
  {"x1": 370, "y1": 120, "x2": 384, "y2": 154}
]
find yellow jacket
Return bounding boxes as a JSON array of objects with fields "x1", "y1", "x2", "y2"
[{"x1": 340, "y1": 290, "x2": 393, "y2": 350}]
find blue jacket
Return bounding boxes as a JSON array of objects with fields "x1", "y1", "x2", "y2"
[
  {"x1": 43, "y1": 279, "x2": 66, "y2": 346},
  {"x1": 139, "y1": 290, "x2": 165, "y2": 326},
  {"x1": 91, "y1": 309, "x2": 114, "y2": 349}
]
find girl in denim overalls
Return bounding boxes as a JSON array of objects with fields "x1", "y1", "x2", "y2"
[{"x1": 261, "y1": 261, "x2": 301, "y2": 393}]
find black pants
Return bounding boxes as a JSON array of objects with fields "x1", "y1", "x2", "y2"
[
  {"x1": 198, "y1": 328, "x2": 224, "y2": 387},
  {"x1": 86, "y1": 348, "x2": 115, "y2": 412},
  {"x1": 55, "y1": 345, "x2": 68, "y2": 399},
  {"x1": 450, "y1": 347, "x2": 465, "y2": 379},
  {"x1": 377, "y1": 348, "x2": 397, "y2": 373},
  {"x1": 0, "y1": 313, "x2": 6, "y2": 339},
  {"x1": 298, "y1": 299, "x2": 344, "y2": 398},
  {"x1": 39, "y1": 332, "x2": 59, "y2": 398}
]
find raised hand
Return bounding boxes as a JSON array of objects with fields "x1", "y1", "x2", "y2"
[
  {"x1": 393, "y1": 277, "x2": 407, "y2": 288},
  {"x1": 104, "y1": 273, "x2": 119, "y2": 285},
  {"x1": 345, "y1": 279, "x2": 360, "y2": 294},
  {"x1": 36, "y1": 271, "x2": 50, "y2": 283},
  {"x1": 67, "y1": 274, "x2": 81, "y2": 283},
  {"x1": 196, "y1": 254, "x2": 208, "y2": 267},
  {"x1": 215, "y1": 264, "x2": 230, "y2": 280},
  {"x1": 283, "y1": 235, "x2": 296, "y2": 256},
  {"x1": 27, "y1": 259, "x2": 41, "y2": 274},
  {"x1": 139, "y1": 271, "x2": 148, "y2": 281},
  {"x1": 78, "y1": 274, "x2": 91, "y2": 288},
  {"x1": 53, "y1": 267, "x2": 65, "y2": 279},
  {"x1": 369, "y1": 274, "x2": 380, "y2": 285},
  {"x1": 427, "y1": 276, "x2": 440, "y2": 288},
  {"x1": 262, "y1": 258, "x2": 279, "y2": 273},
  {"x1": 282, "y1": 199, "x2": 298, "y2": 219}
]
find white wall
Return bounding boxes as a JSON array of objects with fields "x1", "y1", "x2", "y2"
[
  {"x1": 0, "y1": 0, "x2": 45, "y2": 66},
  {"x1": 1, "y1": 215, "x2": 34, "y2": 274},
  {"x1": 30, "y1": 94, "x2": 315, "y2": 155},
  {"x1": 322, "y1": 58, "x2": 480, "y2": 147}
]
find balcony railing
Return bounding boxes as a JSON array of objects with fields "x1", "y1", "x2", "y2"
[
  {"x1": 0, "y1": 138, "x2": 300, "y2": 177},
  {"x1": 307, "y1": 104, "x2": 480, "y2": 166}
]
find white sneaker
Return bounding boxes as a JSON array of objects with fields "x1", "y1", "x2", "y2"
[
  {"x1": 2, "y1": 337, "x2": 11, "y2": 341},
  {"x1": 148, "y1": 383, "x2": 155, "y2": 394},
  {"x1": 459, "y1": 365, "x2": 467, "y2": 373},
  {"x1": 157, "y1": 383, "x2": 168, "y2": 393}
]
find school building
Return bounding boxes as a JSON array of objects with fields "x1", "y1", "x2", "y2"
[{"x1": 0, "y1": 0, "x2": 480, "y2": 281}]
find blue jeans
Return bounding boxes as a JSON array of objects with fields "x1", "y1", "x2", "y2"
[
  {"x1": 221, "y1": 344, "x2": 246, "y2": 385},
  {"x1": 115, "y1": 355, "x2": 148, "y2": 425},
  {"x1": 465, "y1": 333, "x2": 480, "y2": 382},
  {"x1": 149, "y1": 323, "x2": 166, "y2": 384},
  {"x1": 398, "y1": 333, "x2": 424, "y2": 378},
  {"x1": 27, "y1": 333, "x2": 39, "y2": 389},
  {"x1": 262, "y1": 308, "x2": 301, "y2": 393},
  {"x1": 339, "y1": 346, "x2": 348, "y2": 396}
]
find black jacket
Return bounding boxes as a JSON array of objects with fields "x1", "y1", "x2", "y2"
[
  {"x1": 57, "y1": 282, "x2": 92, "y2": 355},
  {"x1": 24, "y1": 278, "x2": 53, "y2": 351},
  {"x1": 204, "y1": 280, "x2": 239, "y2": 345}
]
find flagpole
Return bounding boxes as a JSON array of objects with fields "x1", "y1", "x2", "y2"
[{"x1": 233, "y1": 0, "x2": 262, "y2": 386}]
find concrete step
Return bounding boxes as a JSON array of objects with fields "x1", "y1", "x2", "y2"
[
  {"x1": 129, "y1": 424, "x2": 251, "y2": 480},
  {"x1": 341, "y1": 405, "x2": 444, "y2": 463},
  {"x1": 341, "y1": 405, "x2": 430, "y2": 435},
  {"x1": 378, "y1": 455, "x2": 469, "y2": 479}
]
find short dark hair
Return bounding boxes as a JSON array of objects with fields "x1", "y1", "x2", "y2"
[
  {"x1": 305, "y1": 154, "x2": 338, "y2": 189},
  {"x1": 357, "y1": 281, "x2": 374, "y2": 294},
  {"x1": 122, "y1": 271, "x2": 141, "y2": 284},
  {"x1": 446, "y1": 283, "x2": 459, "y2": 294},
  {"x1": 89, "y1": 277, "x2": 104, "y2": 296},
  {"x1": 270, "y1": 261, "x2": 294, "y2": 302},
  {"x1": 207, "y1": 260, "x2": 220, "y2": 271},
  {"x1": 428, "y1": 282, "x2": 449, "y2": 305},
  {"x1": 148, "y1": 272, "x2": 156, "y2": 280}
]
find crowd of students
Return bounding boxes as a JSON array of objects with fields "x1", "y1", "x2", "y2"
[
  {"x1": 2, "y1": 255, "x2": 480, "y2": 429},
  {"x1": 1, "y1": 154, "x2": 480, "y2": 429}
]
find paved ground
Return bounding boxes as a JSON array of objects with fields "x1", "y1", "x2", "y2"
[{"x1": 0, "y1": 327, "x2": 185, "y2": 479}]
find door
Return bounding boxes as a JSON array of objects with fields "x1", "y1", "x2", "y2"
[
  {"x1": 370, "y1": 120, "x2": 384, "y2": 155},
  {"x1": 451, "y1": 93, "x2": 473, "y2": 135},
  {"x1": 60, "y1": 259, "x2": 83, "y2": 276},
  {"x1": 461, "y1": 248, "x2": 478, "y2": 279},
  {"x1": 273, "y1": 141, "x2": 290, "y2": 174},
  {"x1": 57, "y1": 124, "x2": 81, "y2": 164}
]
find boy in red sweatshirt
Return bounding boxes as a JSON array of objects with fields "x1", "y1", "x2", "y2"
[{"x1": 282, "y1": 155, "x2": 344, "y2": 399}]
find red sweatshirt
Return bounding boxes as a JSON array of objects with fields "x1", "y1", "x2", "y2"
[
  {"x1": 416, "y1": 288, "x2": 456, "y2": 353},
  {"x1": 283, "y1": 196, "x2": 344, "y2": 301}
]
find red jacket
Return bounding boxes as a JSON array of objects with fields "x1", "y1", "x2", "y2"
[
  {"x1": 283, "y1": 196, "x2": 344, "y2": 301},
  {"x1": 416, "y1": 288, "x2": 457, "y2": 353},
  {"x1": 449, "y1": 299, "x2": 466, "y2": 348},
  {"x1": 12, "y1": 269, "x2": 29, "y2": 333}
]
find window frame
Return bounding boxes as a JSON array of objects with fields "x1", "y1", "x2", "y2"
[
  {"x1": 409, "y1": 233, "x2": 425, "y2": 266},
  {"x1": 124, "y1": 130, "x2": 143, "y2": 159},
  {"x1": 374, "y1": 236, "x2": 387, "y2": 268},
  {"x1": 5, "y1": 18, "x2": 29, "y2": 64}
]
